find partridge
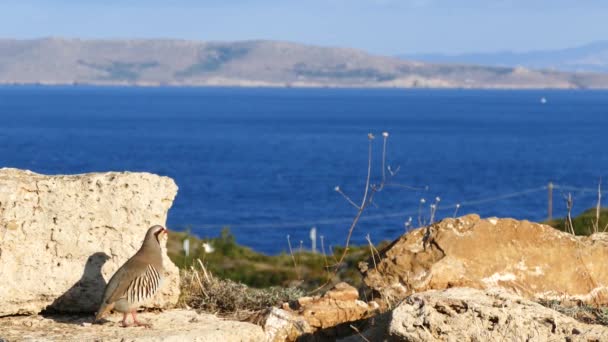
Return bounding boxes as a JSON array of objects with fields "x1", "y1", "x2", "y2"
[{"x1": 95, "y1": 225, "x2": 167, "y2": 327}]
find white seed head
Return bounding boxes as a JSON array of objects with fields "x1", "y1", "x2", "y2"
[
  {"x1": 368, "y1": 133, "x2": 375, "y2": 140},
  {"x1": 456, "y1": 203, "x2": 461, "y2": 208},
  {"x1": 420, "y1": 198, "x2": 426, "y2": 203},
  {"x1": 334, "y1": 186, "x2": 340, "y2": 192},
  {"x1": 430, "y1": 204, "x2": 436, "y2": 209},
  {"x1": 435, "y1": 196, "x2": 441, "y2": 202},
  {"x1": 382, "y1": 132, "x2": 389, "y2": 137}
]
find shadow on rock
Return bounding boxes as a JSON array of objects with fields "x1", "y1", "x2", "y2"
[
  {"x1": 295, "y1": 313, "x2": 391, "y2": 342},
  {"x1": 42, "y1": 252, "x2": 110, "y2": 323}
]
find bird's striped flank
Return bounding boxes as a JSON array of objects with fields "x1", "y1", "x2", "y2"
[{"x1": 127, "y1": 264, "x2": 161, "y2": 304}]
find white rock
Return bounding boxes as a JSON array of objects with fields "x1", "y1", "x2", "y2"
[
  {"x1": 0, "y1": 168, "x2": 180, "y2": 316},
  {"x1": 263, "y1": 307, "x2": 313, "y2": 342},
  {"x1": 388, "y1": 288, "x2": 608, "y2": 341}
]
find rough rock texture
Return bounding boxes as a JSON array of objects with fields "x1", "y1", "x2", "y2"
[
  {"x1": 361, "y1": 214, "x2": 608, "y2": 305},
  {"x1": 388, "y1": 288, "x2": 608, "y2": 341},
  {"x1": 0, "y1": 168, "x2": 180, "y2": 316},
  {"x1": 0, "y1": 309, "x2": 265, "y2": 342},
  {"x1": 289, "y1": 282, "x2": 376, "y2": 330},
  {"x1": 263, "y1": 307, "x2": 314, "y2": 342},
  {"x1": 264, "y1": 282, "x2": 379, "y2": 342}
]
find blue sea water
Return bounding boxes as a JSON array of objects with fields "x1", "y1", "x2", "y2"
[{"x1": 1, "y1": 86, "x2": 607, "y2": 254}]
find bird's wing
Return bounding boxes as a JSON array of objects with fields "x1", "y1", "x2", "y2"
[
  {"x1": 102, "y1": 257, "x2": 149, "y2": 305},
  {"x1": 124, "y1": 263, "x2": 163, "y2": 305}
]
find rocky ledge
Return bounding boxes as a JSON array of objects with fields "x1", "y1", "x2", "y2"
[
  {"x1": 0, "y1": 309, "x2": 265, "y2": 342},
  {"x1": 342, "y1": 287, "x2": 608, "y2": 341}
]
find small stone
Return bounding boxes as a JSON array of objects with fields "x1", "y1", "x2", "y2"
[
  {"x1": 297, "y1": 296, "x2": 314, "y2": 306},
  {"x1": 324, "y1": 282, "x2": 358, "y2": 301}
]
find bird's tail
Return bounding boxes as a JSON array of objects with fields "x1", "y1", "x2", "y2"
[{"x1": 95, "y1": 302, "x2": 114, "y2": 322}]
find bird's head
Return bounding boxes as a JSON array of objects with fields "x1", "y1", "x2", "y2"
[{"x1": 145, "y1": 225, "x2": 168, "y2": 245}]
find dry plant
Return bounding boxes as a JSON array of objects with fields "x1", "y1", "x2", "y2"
[
  {"x1": 298, "y1": 240, "x2": 304, "y2": 268},
  {"x1": 565, "y1": 193, "x2": 575, "y2": 235},
  {"x1": 365, "y1": 234, "x2": 380, "y2": 270},
  {"x1": 333, "y1": 131, "x2": 413, "y2": 266},
  {"x1": 320, "y1": 235, "x2": 332, "y2": 280},
  {"x1": 594, "y1": 178, "x2": 602, "y2": 233},
  {"x1": 349, "y1": 324, "x2": 371, "y2": 342},
  {"x1": 309, "y1": 132, "x2": 399, "y2": 293},
  {"x1": 453, "y1": 203, "x2": 461, "y2": 218},
  {"x1": 179, "y1": 259, "x2": 304, "y2": 318},
  {"x1": 404, "y1": 216, "x2": 413, "y2": 231},
  {"x1": 429, "y1": 196, "x2": 441, "y2": 224},
  {"x1": 538, "y1": 299, "x2": 608, "y2": 326},
  {"x1": 334, "y1": 132, "x2": 379, "y2": 263},
  {"x1": 560, "y1": 191, "x2": 603, "y2": 304},
  {"x1": 308, "y1": 131, "x2": 422, "y2": 295},
  {"x1": 286, "y1": 234, "x2": 301, "y2": 280},
  {"x1": 417, "y1": 198, "x2": 426, "y2": 226}
]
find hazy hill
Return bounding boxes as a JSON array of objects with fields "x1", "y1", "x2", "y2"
[
  {"x1": 1, "y1": 38, "x2": 608, "y2": 88},
  {"x1": 401, "y1": 41, "x2": 608, "y2": 73}
]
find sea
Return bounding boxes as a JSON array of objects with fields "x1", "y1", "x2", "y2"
[{"x1": 1, "y1": 86, "x2": 607, "y2": 254}]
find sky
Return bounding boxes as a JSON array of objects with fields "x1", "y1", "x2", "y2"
[{"x1": 0, "y1": 0, "x2": 607, "y2": 55}]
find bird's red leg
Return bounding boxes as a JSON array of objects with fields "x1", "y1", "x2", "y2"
[
  {"x1": 121, "y1": 312, "x2": 130, "y2": 327},
  {"x1": 132, "y1": 311, "x2": 152, "y2": 328}
]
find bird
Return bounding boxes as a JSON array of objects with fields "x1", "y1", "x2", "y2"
[{"x1": 95, "y1": 225, "x2": 168, "y2": 327}]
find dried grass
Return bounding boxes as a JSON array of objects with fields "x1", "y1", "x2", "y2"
[
  {"x1": 178, "y1": 259, "x2": 304, "y2": 319},
  {"x1": 538, "y1": 299, "x2": 608, "y2": 326}
]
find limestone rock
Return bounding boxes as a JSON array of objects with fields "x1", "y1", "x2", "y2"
[
  {"x1": 294, "y1": 282, "x2": 377, "y2": 330},
  {"x1": 264, "y1": 282, "x2": 379, "y2": 341},
  {"x1": 0, "y1": 168, "x2": 180, "y2": 316},
  {"x1": 0, "y1": 309, "x2": 265, "y2": 342},
  {"x1": 361, "y1": 214, "x2": 608, "y2": 305},
  {"x1": 263, "y1": 307, "x2": 314, "y2": 342},
  {"x1": 388, "y1": 287, "x2": 608, "y2": 341}
]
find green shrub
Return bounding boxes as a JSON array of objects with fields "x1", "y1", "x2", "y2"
[
  {"x1": 547, "y1": 208, "x2": 608, "y2": 235},
  {"x1": 167, "y1": 227, "x2": 387, "y2": 290}
]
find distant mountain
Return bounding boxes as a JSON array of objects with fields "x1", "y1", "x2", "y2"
[
  {"x1": 1, "y1": 38, "x2": 608, "y2": 88},
  {"x1": 400, "y1": 41, "x2": 608, "y2": 73}
]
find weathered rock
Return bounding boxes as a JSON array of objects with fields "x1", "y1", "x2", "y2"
[
  {"x1": 264, "y1": 282, "x2": 379, "y2": 341},
  {"x1": 0, "y1": 309, "x2": 265, "y2": 342},
  {"x1": 263, "y1": 307, "x2": 314, "y2": 342},
  {"x1": 0, "y1": 168, "x2": 180, "y2": 316},
  {"x1": 294, "y1": 282, "x2": 377, "y2": 330},
  {"x1": 361, "y1": 214, "x2": 608, "y2": 305},
  {"x1": 388, "y1": 288, "x2": 608, "y2": 341}
]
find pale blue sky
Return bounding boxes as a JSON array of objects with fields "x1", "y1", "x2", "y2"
[{"x1": 1, "y1": 0, "x2": 607, "y2": 55}]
